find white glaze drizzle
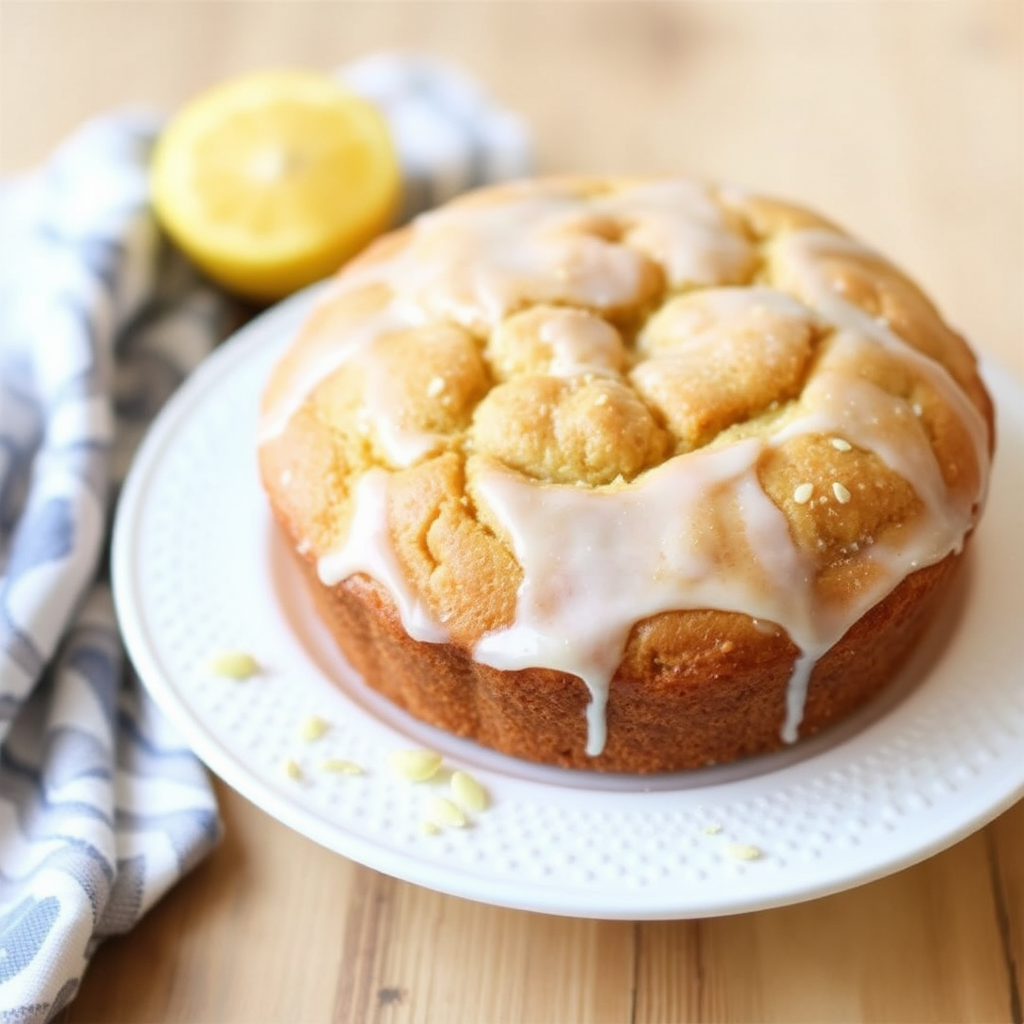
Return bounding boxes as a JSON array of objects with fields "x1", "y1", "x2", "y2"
[
  {"x1": 594, "y1": 179, "x2": 756, "y2": 288},
  {"x1": 473, "y1": 442, "x2": 820, "y2": 754},
  {"x1": 349, "y1": 189, "x2": 655, "y2": 331},
  {"x1": 273, "y1": 182, "x2": 991, "y2": 757},
  {"x1": 260, "y1": 181, "x2": 753, "y2": 438},
  {"x1": 638, "y1": 284, "x2": 823, "y2": 350},
  {"x1": 259, "y1": 297, "x2": 414, "y2": 442},
  {"x1": 773, "y1": 230, "x2": 992, "y2": 505},
  {"x1": 539, "y1": 310, "x2": 623, "y2": 378},
  {"x1": 317, "y1": 469, "x2": 447, "y2": 643},
  {"x1": 358, "y1": 349, "x2": 449, "y2": 467}
]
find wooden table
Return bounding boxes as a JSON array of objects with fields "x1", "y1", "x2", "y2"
[{"x1": 3, "y1": 2, "x2": 1021, "y2": 1020}]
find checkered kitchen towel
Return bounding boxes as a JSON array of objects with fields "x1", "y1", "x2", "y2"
[{"x1": 0, "y1": 55, "x2": 530, "y2": 1022}]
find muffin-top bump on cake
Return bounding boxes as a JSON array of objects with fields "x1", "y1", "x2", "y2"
[
  {"x1": 488, "y1": 305, "x2": 628, "y2": 382},
  {"x1": 631, "y1": 287, "x2": 826, "y2": 453},
  {"x1": 471, "y1": 375, "x2": 671, "y2": 487}
]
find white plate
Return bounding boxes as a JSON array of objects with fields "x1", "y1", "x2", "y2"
[{"x1": 112, "y1": 285, "x2": 1024, "y2": 920}]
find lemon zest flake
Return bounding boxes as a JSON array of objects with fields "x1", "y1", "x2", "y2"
[
  {"x1": 725, "y1": 842, "x2": 763, "y2": 861},
  {"x1": 425, "y1": 796, "x2": 467, "y2": 829},
  {"x1": 206, "y1": 651, "x2": 260, "y2": 680},
  {"x1": 389, "y1": 748, "x2": 443, "y2": 782},
  {"x1": 321, "y1": 758, "x2": 363, "y2": 776},
  {"x1": 299, "y1": 715, "x2": 330, "y2": 742},
  {"x1": 451, "y1": 770, "x2": 489, "y2": 813}
]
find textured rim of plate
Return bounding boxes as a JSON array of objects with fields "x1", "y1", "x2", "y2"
[{"x1": 112, "y1": 284, "x2": 1024, "y2": 920}]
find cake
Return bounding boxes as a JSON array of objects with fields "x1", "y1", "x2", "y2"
[{"x1": 258, "y1": 177, "x2": 994, "y2": 773}]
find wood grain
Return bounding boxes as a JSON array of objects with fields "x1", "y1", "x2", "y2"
[
  {"x1": 637, "y1": 831, "x2": 1012, "y2": 1022},
  {"x1": 1, "y1": 2, "x2": 1019, "y2": 1021}
]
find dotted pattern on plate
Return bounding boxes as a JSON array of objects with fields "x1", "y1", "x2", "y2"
[{"x1": 114, "y1": 290, "x2": 1024, "y2": 917}]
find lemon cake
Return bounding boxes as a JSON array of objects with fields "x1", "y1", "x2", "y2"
[{"x1": 258, "y1": 177, "x2": 994, "y2": 773}]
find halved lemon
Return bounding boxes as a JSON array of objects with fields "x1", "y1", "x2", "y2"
[{"x1": 151, "y1": 69, "x2": 400, "y2": 302}]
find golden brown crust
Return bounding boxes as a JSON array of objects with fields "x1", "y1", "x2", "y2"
[
  {"x1": 259, "y1": 175, "x2": 994, "y2": 773},
  {"x1": 295, "y1": 550, "x2": 959, "y2": 772}
]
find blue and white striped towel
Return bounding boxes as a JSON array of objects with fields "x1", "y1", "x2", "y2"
[{"x1": 0, "y1": 56, "x2": 529, "y2": 1022}]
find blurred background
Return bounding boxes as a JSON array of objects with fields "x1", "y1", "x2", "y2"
[{"x1": 2, "y1": 1, "x2": 1021, "y2": 368}]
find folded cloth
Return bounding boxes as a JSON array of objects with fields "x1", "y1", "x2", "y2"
[
  {"x1": 0, "y1": 58, "x2": 530, "y2": 1023},
  {"x1": 339, "y1": 52, "x2": 531, "y2": 219}
]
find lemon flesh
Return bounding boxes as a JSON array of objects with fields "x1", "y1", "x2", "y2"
[{"x1": 151, "y1": 69, "x2": 400, "y2": 302}]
